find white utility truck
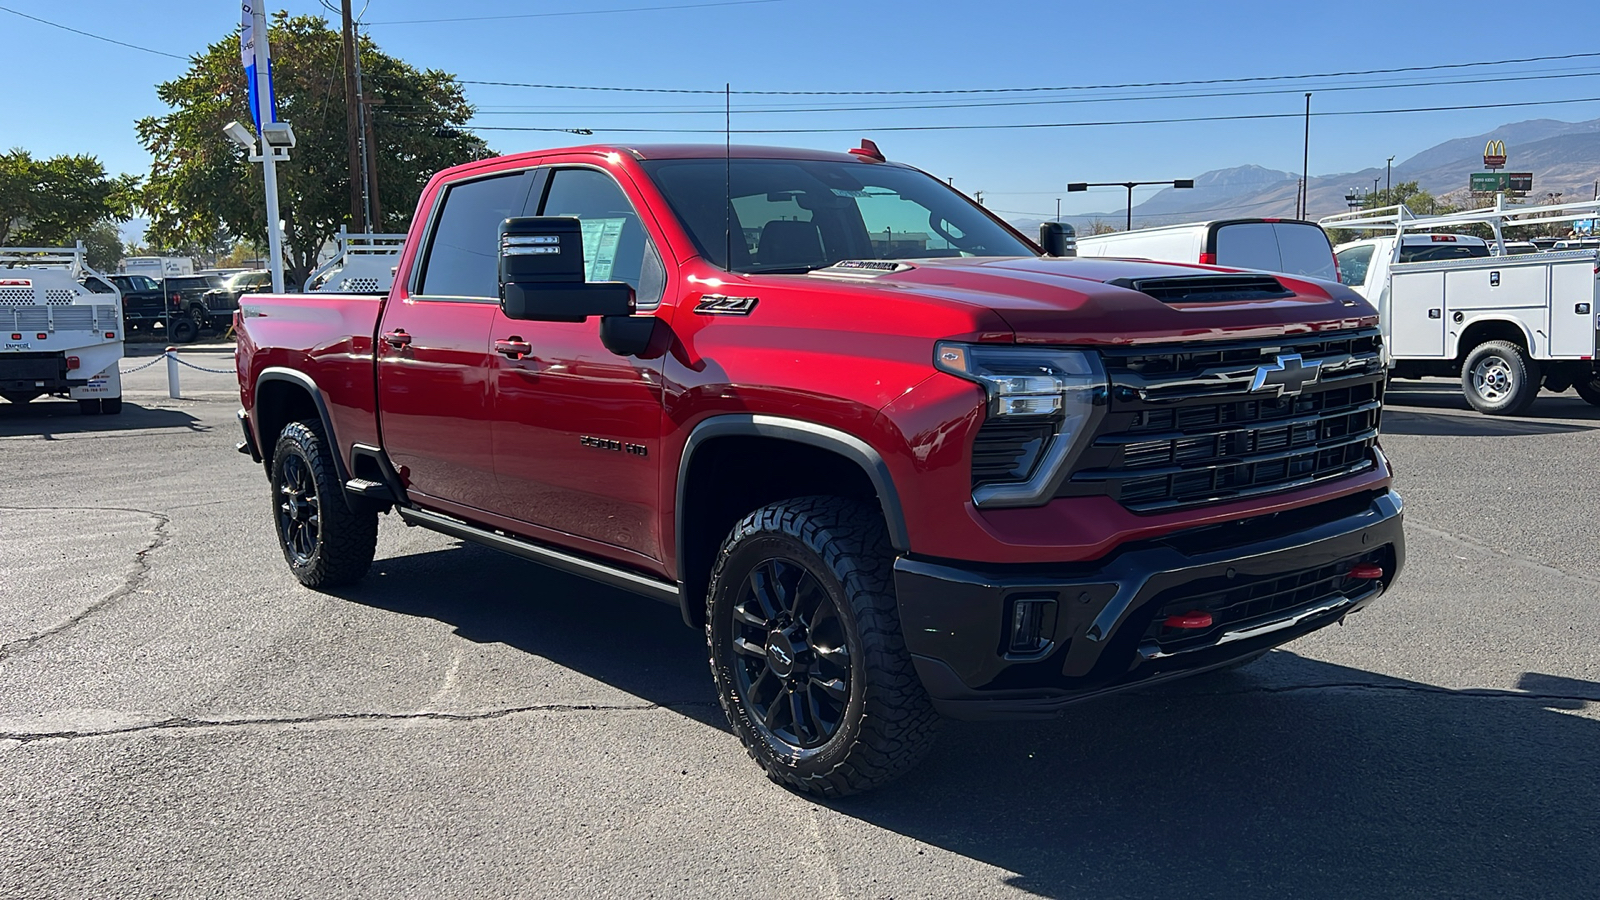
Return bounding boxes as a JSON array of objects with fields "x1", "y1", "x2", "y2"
[
  {"x1": 0, "y1": 244, "x2": 124, "y2": 414},
  {"x1": 304, "y1": 228, "x2": 405, "y2": 294},
  {"x1": 1321, "y1": 197, "x2": 1600, "y2": 415}
]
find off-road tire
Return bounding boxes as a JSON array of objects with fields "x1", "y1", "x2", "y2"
[
  {"x1": 707, "y1": 496, "x2": 938, "y2": 797},
  {"x1": 270, "y1": 420, "x2": 378, "y2": 588},
  {"x1": 1574, "y1": 376, "x2": 1600, "y2": 407},
  {"x1": 101, "y1": 397, "x2": 122, "y2": 415},
  {"x1": 1462, "y1": 340, "x2": 1540, "y2": 415}
]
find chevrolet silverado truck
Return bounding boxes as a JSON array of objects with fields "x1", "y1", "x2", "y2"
[{"x1": 235, "y1": 143, "x2": 1405, "y2": 796}]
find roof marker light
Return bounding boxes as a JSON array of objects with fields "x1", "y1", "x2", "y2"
[{"x1": 848, "y1": 139, "x2": 885, "y2": 162}]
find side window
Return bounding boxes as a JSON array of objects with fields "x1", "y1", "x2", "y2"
[
  {"x1": 539, "y1": 168, "x2": 664, "y2": 311},
  {"x1": 1335, "y1": 246, "x2": 1374, "y2": 287},
  {"x1": 419, "y1": 171, "x2": 533, "y2": 299}
]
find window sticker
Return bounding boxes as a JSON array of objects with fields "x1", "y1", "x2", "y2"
[{"x1": 580, "y1": 218, "x2": 626, "y2": 282}]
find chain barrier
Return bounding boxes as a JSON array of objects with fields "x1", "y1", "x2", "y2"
[
  {"x1": 119, "y1": 355, "x2": 166, "y2": 374},
  {"x1": 171, "y1": 355, "x2": 238, "y2": 375}
]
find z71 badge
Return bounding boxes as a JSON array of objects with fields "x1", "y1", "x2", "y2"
[{"x1": 693, "y1": 294, "x2": 759, "y2": 316}]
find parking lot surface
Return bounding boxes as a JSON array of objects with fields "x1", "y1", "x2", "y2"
[{"x1": 2, "y1": 352, "x2": 1597, "y2": 899}]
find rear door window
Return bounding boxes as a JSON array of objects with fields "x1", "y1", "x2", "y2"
[
  {"x1": 418, "y1": 171, "x2": 536, "y2": 299},
  {"x1": 1272, "y1": 223, "x2": 1336, "y2": 280},
  {"x1": 1213, "y1": 223, "x2": 1282, "y2": 272}
]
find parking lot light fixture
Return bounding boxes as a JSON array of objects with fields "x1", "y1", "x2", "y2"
[{"x1": 1068, "y1": 179, "x2": 1193, "y2": 231}]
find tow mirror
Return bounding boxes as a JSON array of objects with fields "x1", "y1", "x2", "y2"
[
  {"x1": 498, "y1": 216, "x2": 635, "y2": 322},
  {"x1": 1039, "y1": 222, "x2": 1077, "y2": 258}
]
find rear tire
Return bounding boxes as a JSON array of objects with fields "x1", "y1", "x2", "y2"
[
  {"x1": 78, "y1": 399, "x2": 101, "y2": 415},
  {"x1": 270, "y1": 420, "x2": 378, "y2": 588},
  {"x1": 1461, "y1": 340, "x2": 1540, "y2": 415},
  {"x1": 101, "y1": 397, "x2": 123, "y2": 415},
  {"x1": 1575, "y1": 377, "x2": 1600, "y2": 407},
  {"x1": 707, "y1": 496, "x2": 938, "y2": 797},
  {"x1": 170, "y1": 315, "x2": 198, "y2": 343}
]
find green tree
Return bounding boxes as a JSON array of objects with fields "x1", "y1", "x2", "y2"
[
  {"x1": 137, "y1": 13, "x2": 492, "y2": 283},
  {"x1": 1362, "y1": 181, "x2": 1456, "y2": 217},
  {"x1": 0, "y1": 149, "x2": 136, "y2": 246},
  {"x1": 80, "y1": 220, "x2": 126, "y2": 272}
]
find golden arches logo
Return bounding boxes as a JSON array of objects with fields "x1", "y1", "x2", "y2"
[{"x1": 1484, "y1": 140, "x2": 1507, "y2": 167}]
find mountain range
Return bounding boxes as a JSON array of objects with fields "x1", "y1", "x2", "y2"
[{"x1": 1010, "y1": 116, "x2": 1600, "y2": 233}]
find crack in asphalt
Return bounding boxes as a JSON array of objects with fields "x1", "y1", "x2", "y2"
[
  {"x1": 0, "y1": 505, "x2": 171, "y2": 663},
  {"x1": 1409, "y1": 520, "x2": 1600, "y2": 588},
  {"x1": 0, "y1": 701, "x2": 721, "y2": 744}
]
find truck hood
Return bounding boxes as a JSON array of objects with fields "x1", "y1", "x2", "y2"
[{"x1": 805, "y1": 256, "x2": 1376, "y2": 345}]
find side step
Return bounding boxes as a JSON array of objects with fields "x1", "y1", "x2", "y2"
[
  {"x1": 396, "y1": 506, "x2": 681, "y2": 607},
  {"x1": 344, "y1": 478, "x2": 396, "y2": 502}
]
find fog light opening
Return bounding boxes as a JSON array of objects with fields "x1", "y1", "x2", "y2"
[
  {"x1": 1164, "y1": 610, "x2": 1214, "y2": 630},
  {"x1": 1007, "y1": 597, "x2": 1055, "y2": 655}
]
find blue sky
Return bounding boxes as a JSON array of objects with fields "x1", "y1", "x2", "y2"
[{"x1": 4, "y1": 0, "x2": 1599, "y2": 221}]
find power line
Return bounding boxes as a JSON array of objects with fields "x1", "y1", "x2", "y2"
[
  {"x1": 457, "y1": 69, "x2": 1600, "y2": 117},
  {"x1": 0, "y1": 3, "x2": 187, "y2": 60},
  {"x1": 460, "y1": 50, "x2": 1600, "y2": 96},
  {"x1": 458, "y1": 95, "x2": 1600, "y2": 134},
  {"x1": 367, "y1": 0, "x2": 787, "y2": 26}
]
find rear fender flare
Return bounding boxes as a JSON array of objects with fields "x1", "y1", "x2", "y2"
[{"x1": 255, "y1": 366, "x2": 349, "y2": 483}]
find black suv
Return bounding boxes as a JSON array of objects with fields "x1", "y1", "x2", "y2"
[
  {"x1": 164, "y1": 274, "x2": 227, "y2": 342},
  {"x1": 201, "y1": 270, "x2": 272, "y2": 328}
]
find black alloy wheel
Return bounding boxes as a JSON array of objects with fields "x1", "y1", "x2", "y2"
[
  {"x1": 276, "y1": 448, "x2": 320, "y2": 568},
  {"x1": 729, "y1": 557, "x2": 853, "y2": 751}
]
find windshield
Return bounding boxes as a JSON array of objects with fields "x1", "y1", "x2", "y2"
[{"x1": 641, "y1": 158, "x2": 1034, "y2": 274}]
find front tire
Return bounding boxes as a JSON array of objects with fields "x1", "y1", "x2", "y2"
[
  {"x1": 270, "y1": 420, "x2": 378, "y2": 588},
  {"x1": 1574, "y1": 376, "x2": 1600, "y2": 407},
  {"x1": 1462, "y1": 340, "x2": 1540, "y2": 415},
  {"x1": 707, "y1": 496, "x2": 938, "y2": 797}
]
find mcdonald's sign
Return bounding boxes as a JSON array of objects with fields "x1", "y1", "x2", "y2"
[{"x1": 1484, "y1": 140, "x2": 1507, "y2": 169}]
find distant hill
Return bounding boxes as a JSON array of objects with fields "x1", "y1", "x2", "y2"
[{"x1": 1007, "y1": 116, "x2": 1600, "y2": 234}]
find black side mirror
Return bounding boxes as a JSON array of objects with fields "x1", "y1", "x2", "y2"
[
  {"x1": 499, "y1": 216, "x2": 636, "y2": 322},
  {"x1": 1039, "y1": 222, "x2": 1077, "y2": 257}
]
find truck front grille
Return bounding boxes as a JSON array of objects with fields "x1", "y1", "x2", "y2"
[{"x1": 1057, "y1": 329, "x2": 1385, "y2": 512}]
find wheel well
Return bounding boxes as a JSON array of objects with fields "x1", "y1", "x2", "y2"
[
  {"x1": 254, "y1": 379, "x2": 321, "y2": 470},
  {"x1": 1456, "y1": 319, "x2": 1530, "y2": 362},
  {"x1": 678, "y1": 436, "x2": 880, "y2": 628}
]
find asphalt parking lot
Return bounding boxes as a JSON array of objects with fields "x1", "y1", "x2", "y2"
[{"x1": 2, "y1": 350, "x2": 1597, "y2": 899}]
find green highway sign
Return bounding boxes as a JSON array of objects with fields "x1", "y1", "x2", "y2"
[{"x1": 1471, "y1": 172, "x2": 1533, "y2": 192}]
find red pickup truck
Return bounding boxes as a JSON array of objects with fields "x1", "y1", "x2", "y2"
[{"x1": 235, "y1": 143, "x2": 1404, "y2": 796}]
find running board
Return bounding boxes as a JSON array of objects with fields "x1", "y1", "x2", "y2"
[{"x1": 396, "y1": 506, "x2": 681, "y2": 606}]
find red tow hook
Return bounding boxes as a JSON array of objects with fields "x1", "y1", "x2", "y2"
[
  {"x1": 1350, "y1": 563, "x2": 1384, "y2": 580},
  {"x1": 1164, "y1": 611, "x2": 1214, "y2": 630}
]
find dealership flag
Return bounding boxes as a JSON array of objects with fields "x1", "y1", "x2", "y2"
[{"x1": 240, "y1": 3, "x2": 278, "y2": 131}]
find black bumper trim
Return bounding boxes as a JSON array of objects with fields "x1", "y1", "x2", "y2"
[
  {"x1": 893, "y1": 489, "x2": 1404, "y2": 720},
  {"x1": 236, "y1": 408, "x2": 262, "y2": 461}
]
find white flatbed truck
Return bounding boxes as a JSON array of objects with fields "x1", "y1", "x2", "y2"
[
  {"x1": 1322, "y1": 197, "x2": 1600, "y2": 415},
  {"x1": 0, "y1": 244, "x2": 125, "y2": 414}
]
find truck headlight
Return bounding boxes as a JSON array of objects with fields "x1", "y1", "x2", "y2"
[{"x1": 934, "y1": 342, "x2": 1108, "y2": 507}]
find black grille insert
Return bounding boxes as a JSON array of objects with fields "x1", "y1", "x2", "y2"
[{"x1": 971, "y1": 420, "x2": 1054, "y2": 489}]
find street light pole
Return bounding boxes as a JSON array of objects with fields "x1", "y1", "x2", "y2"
[
  {"x1": 1067, "y1": 178, "x2": 1194, "y2": 231},
  {"x1": 1385, "y1": 156, "x2": 1395, "y2": 206},
  {"x1": 250, "y1": 5, "x2": 286, "y2": 293}
]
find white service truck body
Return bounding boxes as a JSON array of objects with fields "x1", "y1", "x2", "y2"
[
  {"x1": 1, "y1": 244, "x2": 124, "y2": 413},
  {"x1": 305, "y1": 229, "x2": 404, "y2": 294},
  {"x1": 1323, "y1": 198, "x2": 1600, "y2": 415}
]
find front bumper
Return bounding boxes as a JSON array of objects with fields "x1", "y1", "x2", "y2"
[{"x1": 894, "y1": 489, "x2": 1404, "y2": 720}]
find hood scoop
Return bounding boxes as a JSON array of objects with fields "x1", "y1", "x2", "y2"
[
  {"x1": 1105, "y1": 273, "x2": 1292, "y2": 304},
  {"x1": 808, "y1": 260, "x2": 917, "y2": 279}
]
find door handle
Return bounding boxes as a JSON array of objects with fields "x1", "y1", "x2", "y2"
[
  {"x1": 382, "y1": 329, "x2": 412, "y2": 348},
  {"x1": 495, "y1": 338, "x2": 533, "y2": 359}
]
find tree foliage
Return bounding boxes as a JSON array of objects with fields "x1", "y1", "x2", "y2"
[
  {"x1": 137, "y1": 13, "x2": 492, "y2": 282},
  {"x1": 0, "y1": 149, "x2": 136, "y2": 247}
]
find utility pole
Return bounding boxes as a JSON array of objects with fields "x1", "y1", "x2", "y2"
[
  {"x1": 1055, "y1": 198, "x2": 1060, "y2": 222},
  {"x1": 1300, "y1": 93, "x2": 1311, "y2": 219},
  {"x1": 340, "y1": 0, "x2": 363, "y2": 230},
  {"x1": 1385, "y1": 156, "x2": 1395, "y2": 205},
  {"x1": 352, "y1": 28, "x2": 381, "y2": 230}
]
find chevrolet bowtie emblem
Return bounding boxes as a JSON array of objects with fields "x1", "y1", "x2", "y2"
[{"x1": 1249, "y1": 353, "x2": 1322, "y2": 397}]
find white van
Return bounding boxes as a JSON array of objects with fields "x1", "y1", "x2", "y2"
[{"x1": 1074, "y1": 218, "x2": 1338, "y2": 281}]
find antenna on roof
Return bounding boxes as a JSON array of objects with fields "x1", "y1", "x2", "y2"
[{"x1": 724, "y1": 82, "x2": 732, "y2": 273}]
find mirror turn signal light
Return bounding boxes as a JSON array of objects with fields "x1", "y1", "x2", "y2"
[{"x1": 1164, "y1": 611, "x2": 1214, "y2": 630}]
